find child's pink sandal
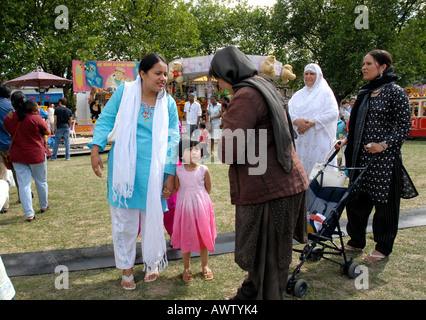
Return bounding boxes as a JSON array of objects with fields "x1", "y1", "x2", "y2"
[
  {"x1": 182, "y1": 269, "x2": 193, "y2": 282},
  {"x1": 203, "y1": 267, "x2": 214, "y2": 280}
]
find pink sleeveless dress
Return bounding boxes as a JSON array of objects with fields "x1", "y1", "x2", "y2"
[{"x1": 171, "y1": 164, "x2": 217, "y2": 253}]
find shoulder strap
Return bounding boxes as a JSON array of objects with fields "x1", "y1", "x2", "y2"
[{"x1": 7, "y1": 122, "x2": 21, "y2": 156}]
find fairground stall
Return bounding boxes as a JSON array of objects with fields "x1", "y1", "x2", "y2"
[
  {"x1": 167, "y1": 54, "x2": 294, "y2": 122},
  {"x1": 72, "y1": 60, "x2": 139, "y2": 137},
  {"x1": 405, "y1": 85, "x2": 426, "y2": 137}
]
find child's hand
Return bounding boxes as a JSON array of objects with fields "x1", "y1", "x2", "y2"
[{"x1": 162, "y1": 187, "x2": 171, "y2": 200}]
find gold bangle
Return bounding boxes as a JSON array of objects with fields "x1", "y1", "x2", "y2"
[{"x1": 91, "y1": 153, "x2": 99, "y2": 158}]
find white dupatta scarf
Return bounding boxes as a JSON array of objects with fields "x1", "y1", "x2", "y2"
[{"x1": 112, "y1": 75, "x2": 169, "y2": 272}]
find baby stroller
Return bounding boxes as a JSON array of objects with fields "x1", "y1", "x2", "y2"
[{"x1": 286, "y1": 148, "x2": 377, "y2": 298}]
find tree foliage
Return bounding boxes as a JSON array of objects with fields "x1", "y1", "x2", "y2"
[{"x1": 271, "y1": 0, "x2": 425, "y2": 100}]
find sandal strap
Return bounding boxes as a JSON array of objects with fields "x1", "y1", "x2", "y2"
[
  {"x1": 203, "y1": 267, "x2": 213, "y2": 280},
  {"x1": 145, "y1": 265, "x2": 159, "y2": 275},
  {"x1": 203, "y1": 267, "x2": 212, "y2": 274},
  {"x1": 122, "y1": 274, "x2": 134, "y2": 282},
  {"x1": 182, "y1": 269, "x2": 193, "y2": 281}
]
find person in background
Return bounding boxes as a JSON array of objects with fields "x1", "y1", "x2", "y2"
[
  {"x1": 0, "y1": 84, "x2": 14, "y2": 213},
  {"x1": 335, "y1": 49, "x2": 417, "y2": 262},
  {"x1": 348, "y1": 97, "x2": 356, "y2": 113},
  {"x1": 288, "y1": 63, "x2": 339, "y2": 176},
  {"x1": 47, "y1": 104, "x2": 55, "y2": 135},
  {"x1": 207, "y1": 96, "x2": 222, "y2": 157},
  {"x1": 4, "y1": 96, "x2": 50, "y2": 222},
  {"x1": 90, "y1": 99, "x2": 102, "y2": 120},
  {"x1": 50, "y1": 97, "x2": 72, "y2": 161},
  {"x1": 219, "y1": 102, "x2": 228, "y2": 129},
  {"x1": 184, "y1": 93, "x2": 201, "y2": 139}
]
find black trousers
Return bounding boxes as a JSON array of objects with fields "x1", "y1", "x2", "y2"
[{"x1": 346, "y1": 167, "x2": 401, "y2": 256}]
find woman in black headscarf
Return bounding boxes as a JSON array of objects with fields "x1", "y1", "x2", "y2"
[
  {"x1": 210, "y1": 46, "x2": 308, "y2": 300},
  {"x1": 336, "y1": 50, "x2": 417, "y2": 262}
]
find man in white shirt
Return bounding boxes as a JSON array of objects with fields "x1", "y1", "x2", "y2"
[
  {"x1": 207, "y1": 95, "x2": 222, "y2": 156},
  {"x1": 184, "y1": 93, "x2": 202, "y2": 139}
]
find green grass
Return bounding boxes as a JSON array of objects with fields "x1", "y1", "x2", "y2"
[{"x1": 0, "y1": 140, "x2": 425, "y2": 300}]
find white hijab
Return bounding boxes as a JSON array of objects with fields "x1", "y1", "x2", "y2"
[
  {"x1": 112, "y1": 75, "x2": 169, "y2": 272},
  {"x1": 289, "y1": 63, "x2": 338, "y2": 141}
]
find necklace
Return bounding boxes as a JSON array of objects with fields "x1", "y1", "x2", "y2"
[{"x1": 372, "y1": 84, "x2": 386, "y2": 94}]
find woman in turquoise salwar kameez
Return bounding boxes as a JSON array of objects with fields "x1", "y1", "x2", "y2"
[{"x1": 89, "y1": 54, "x2": 180, "y2": 290}]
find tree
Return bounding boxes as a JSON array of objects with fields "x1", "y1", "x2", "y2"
[
  {"x1": 0, "y1": 0, "x2": 201, "y2": 108},
  {"x1": 270, "y1": 0, "x2": 425, "y2": 100},
  {"x1": 101, "y1": 0, "x2": 200, "y2": 61},
  {"x1": 189, "y1": 0, "x2": 236, "y2": 55},
  {"x1": 230, "y1": 5, "x2": 275, "y2": 55}
]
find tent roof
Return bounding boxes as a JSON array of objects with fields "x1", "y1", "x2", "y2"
[{"x1": 4, "y1": 70, "x2": 71, "y2": 88}]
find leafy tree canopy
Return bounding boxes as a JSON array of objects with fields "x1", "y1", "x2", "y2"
[{"x1": 1, "y1": 0, "x2": 424, "y2": 102}]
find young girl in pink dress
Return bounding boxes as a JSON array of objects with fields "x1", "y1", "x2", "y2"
[{"x1": 165, "y1": 139, "x2": 216, "y2": 282}]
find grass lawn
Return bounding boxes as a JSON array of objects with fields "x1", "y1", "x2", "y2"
[{"x1": 0, "y1": 139, "x2": 425, "y2": 300}]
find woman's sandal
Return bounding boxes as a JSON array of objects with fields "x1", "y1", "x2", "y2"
[
  {"x1": 182, "y1": 269, "x2": 193, "y2": 282},
  {"x1": 144, "y1": 265, "x2": 159, "y2": 282},
  {"x1": 203, "y1": 267, "x2": 214, "y2": 281},
  {"x1": 344, "y1": 244, "x2": 363, "y2": 252},
  {"x1": 26, "y1": 215, "x2": 36, "y2": 222},
  {"x1": 363, "y1": 251, "x2": 387, "y2": 262},
  {"x1": 121, "y1": 274, "x2": 136, "y2": 290}
]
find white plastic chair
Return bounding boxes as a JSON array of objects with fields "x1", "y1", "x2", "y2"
[{"x1": 70, "y1": 120, "x2": 77, "y2": 139}]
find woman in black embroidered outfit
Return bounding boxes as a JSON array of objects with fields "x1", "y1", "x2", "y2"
[{"x1": 336, "y1": 50, "x2": 417, "y2": 262}]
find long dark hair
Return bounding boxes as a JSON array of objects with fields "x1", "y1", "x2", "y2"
[
  {"x1": 138, "y1": 53, "x2": 168, "y2": 74},
  {"x1": 138, "y1": 53, "x2": 169, "y2": 97},
  {"x1": 10, "y1": 91, "x2": 27, "y2": 121}
]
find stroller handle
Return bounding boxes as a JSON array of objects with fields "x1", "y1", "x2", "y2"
[{"x1": 325, "y1": 147, "x2": 341, "y2": 165}]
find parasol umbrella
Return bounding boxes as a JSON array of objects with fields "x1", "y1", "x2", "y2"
[{"x1": 4, "y1": 70, "x2": 72, "y2": 106}]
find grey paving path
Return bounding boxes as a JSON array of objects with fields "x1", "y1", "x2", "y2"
[{"x1": 2, "y1": 208, "x2": 425, "y2": 277}]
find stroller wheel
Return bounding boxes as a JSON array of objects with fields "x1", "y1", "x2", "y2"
[
  {"x1": 348, "y1": 262, "x2": 361, "y2": 279},
  {"x1": 340, "y1": 260, "x2": 361, "y2": 279},
  {"x1": 293, "y1": 279, "x2": 308, "y2": 298}
]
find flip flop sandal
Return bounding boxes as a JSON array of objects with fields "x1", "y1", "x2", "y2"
[
  {"x1": 363, "y1": 251, "x2": 387, "y2": 262},
  {"x1": 344, "y1": 244, "x2": 363, "y2": 252},
  {"x1": 144, "y1": 266, "x2": 159, "y2": 282},
  {"x1": 121, "y1": 274, "x2": 136, "y2": 290}
]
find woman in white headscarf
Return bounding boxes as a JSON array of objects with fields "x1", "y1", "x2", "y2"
[{"x1": 289, "y1": 63, "x2": 339, "y2": 176}]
